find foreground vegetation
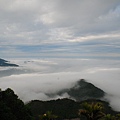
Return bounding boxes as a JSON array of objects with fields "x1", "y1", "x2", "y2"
[
  {"x1": 28, "y1": 99, "x2": 120, "y2": 120},
  {"x1": 0, "y1": 88, "x2": 33, "y2": 120},
  {"x1": 0, "y1": 88, "x2": 120, "y2": 120},
  {"x1": 79, "y1": 102, "x2": 120, "y2": 120}
]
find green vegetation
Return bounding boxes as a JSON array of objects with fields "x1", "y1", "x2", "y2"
[
  {"x1": 0, "y1": 88, "x2": 33, "y2": 120},
  {"x1": 27, "y1": 98, "x2": 80, "y2": 120},
  {"x1": 78, "y1": 102, "x2": 105, "y2": 120},
  {"x1": 27, "y1": 99, "x2": 120, "y2": 120},
  {"x1": 0, "y1": 82, "x2": 120, "y2": 120},
  {"x1": 78, "y1": 102, "x2": 120, "y2": 120}
]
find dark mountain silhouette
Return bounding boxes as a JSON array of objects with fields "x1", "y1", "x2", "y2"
[
  {"x1": 27, "y1": 98, "x2": 118, "y2": 120},
  {"x1": 67, "y1": 79, "x2": 105, "y2": 101},
  {"x1": 0, "y1": 58, "x2": 19, "y2": 67},
  {"x1": 48, "y1": 79, "x2": 105, "y2": 101},
  {"x1": 27, "y1": 79, "x2": 109, "y2": 120},
  {"x1": 0, "y1": 88, "x2": 33, "y2": 120},
  {"x1": 0, "y1": 82, "x2": 119, "y2": 120}
]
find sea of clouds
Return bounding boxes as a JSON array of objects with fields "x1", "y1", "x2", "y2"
[{"x1": 0, "y1": 58, "x2": 120, "y2": 111}]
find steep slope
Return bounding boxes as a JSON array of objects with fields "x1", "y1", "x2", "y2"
[
  {"x1": 0, "y1": 58, "x2": 18, "y2": 67},
  {"x1": 57, "y1": 79, "x2": 105, "y2": 101},
  {"x1": 68, "y1": 79, "x2": 105, "y2": 101}
]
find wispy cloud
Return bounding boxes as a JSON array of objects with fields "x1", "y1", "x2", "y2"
[{"x1": 0, "y1": 0, "x2": 120, "y2": 58}]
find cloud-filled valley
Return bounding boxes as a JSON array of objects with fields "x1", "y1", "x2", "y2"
[{"x1": 0, "y1": 58, "x2": 120, "y2": 111}]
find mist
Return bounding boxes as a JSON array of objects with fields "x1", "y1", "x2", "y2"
[{"x1": 0, "y1": 58, "x2": 120, "y2": 111}]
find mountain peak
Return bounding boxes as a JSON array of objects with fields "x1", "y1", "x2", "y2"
[
  {"x1": 56, "y1": 79, "x2": 105, "y2": 101},
  {"x1": 68, "y1": 79, "x2": 105, "y2": 101}
]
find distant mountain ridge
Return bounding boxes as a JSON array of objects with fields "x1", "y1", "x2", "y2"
[{"x1": 0, "y1": 58, "x2": 19, "y2": 67}]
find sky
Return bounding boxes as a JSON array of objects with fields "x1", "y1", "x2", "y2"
[
  {"x1": 0, "y1": 0, "x2": 120, "y2": 59},
  {"x1": 0, "y1": 0, "x2": 120, "y2": 111}
]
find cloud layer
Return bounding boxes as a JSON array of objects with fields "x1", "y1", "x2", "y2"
[{"x1": 0, "y1": 58, "x2": 120, "y2": 111}]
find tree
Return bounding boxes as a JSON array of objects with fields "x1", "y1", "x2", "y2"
[
  {"x1": 101, "y1": 114, "x2": 120, "y2": 120},
  {"x1": 0, "y1": 88, "x2": 34, "y2": 120},
  {"x1": 78, "y1": 102, "x2": 105, "y2": 120}
]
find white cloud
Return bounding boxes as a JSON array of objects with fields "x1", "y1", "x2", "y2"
[
  {"x1": 0, "y1": 59, "x2": 120, "y2": 111},
  {"x1": 69, "y1": 32, "x2": 120, "y2": 42},
  {"x1": 0, "y1": 0, "x2": 120, "y2": 47}
]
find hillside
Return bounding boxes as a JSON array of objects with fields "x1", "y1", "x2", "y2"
[
  {"x1": 0, "y1": 88, "x2": 33, "y2": 120},
  {"x1": 48, "y1": 79, "x2": 105, "y2": 101},
  {"x1": 0, "y1": 82, "x2": 119, "y2": 120},
  {"x1": 0, "y1": 58, "x2": 18, "y2": 67},
  {"x1": 26, "y1": 80, "x2": 115, "y2": 120},
  {"x1": 27, "y1": 98, "x2": 118, "y2": 120},
  {"x1": 68, "y1": 79, "x2": 105, "y2": 101}
]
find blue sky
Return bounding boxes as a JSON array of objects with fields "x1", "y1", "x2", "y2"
[{"x1": 0, "y1": 0, "x2": 120, "y2": 59}]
